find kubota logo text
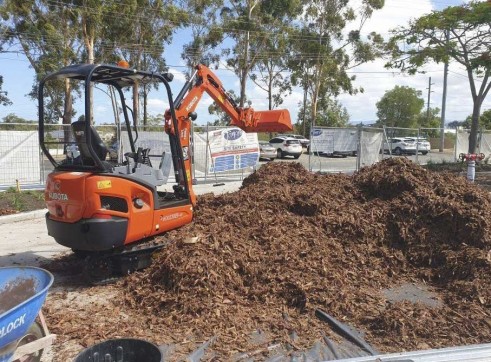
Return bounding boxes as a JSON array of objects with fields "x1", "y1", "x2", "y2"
[
  {"x1": 186, "y1": 96, "x2": 199, "y2": 112},
  {"x1": 49, "y1": 192, "x2": 68, "y2": 201}
]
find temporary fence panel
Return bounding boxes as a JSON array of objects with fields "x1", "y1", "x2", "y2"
[
  {"x1": 310, "y1": 128, "x2": 358, "y2": 156},
  {"x1": 381, "y1": 126, "x2": 444, "y2": 164},
  {"x1": 193, "y1": 126, "x2": 258, "y2": 180},
  {"x1": 0, "y1": 125, "x2": 41, "y2": 186},
  {"x1": 456, "y1": 129, "x2": 491, "y2": 160},
  {"x1": 359, "y1": 129, "x2": 383, "y2": 169},
  {"x1": 478, "y1": 132, "x2": 491, "y2": 159}
]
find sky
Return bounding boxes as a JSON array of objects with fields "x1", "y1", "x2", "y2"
[{"x1": 0, "y1": 0, "x2": 490, "y2": 128}]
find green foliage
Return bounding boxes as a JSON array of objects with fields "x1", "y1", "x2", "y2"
[
  {"x1": 0, "y1": 113, "x2": 37, "y2": 130},
  {"x1": 2, "y1": 113, "x2": 34, "y2": 123},
  {"x1": 417, "y1": 107, "x2": 441, "y2": 137},
  {"x1": 180, "y1": 0, "x2": 223, "y2": 69},
  {"x1": 297, "y1": 96, "x2": 349, "y2": 135},
  {"x1": 386, "y1": 1, "x2": 491, "y2": 153},
  {"x1": 0, "y1": 190, "x2": 45, "y2": 212},
  {"x1": 0, "y1": 75, "x2": 11, "y2": 106},
  {"x1": 207, "y1": 89, "x2": 250, "y2": 126},
  {"x1": 289, "y1": 0, "x2": 385, "y2": 127},
  {"x1": 375, "y1": 86, "x2": 424, "y2": 128},
  {"x1": 463, "y1": 109, "x2": 491, "y2": 130}
]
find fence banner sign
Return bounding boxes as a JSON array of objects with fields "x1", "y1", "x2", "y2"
[
  {"x1": 310, "y1": 128, "x2": 358, "y2": 156},
  {"x1": 195, "y1": 127, "x2": 259, "y2": 173}
]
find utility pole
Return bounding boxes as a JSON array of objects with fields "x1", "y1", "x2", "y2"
[
  {"x1": 440, "y1": 30, "x2": 450, "y2": 152},
  {"x1": 426, "y1": 77, "x2": 434, "y2": 123}
]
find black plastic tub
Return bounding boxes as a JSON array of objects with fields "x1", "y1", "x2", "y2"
[{"x1": 74, "y1": 338, "x2": 162, "y2": 362}]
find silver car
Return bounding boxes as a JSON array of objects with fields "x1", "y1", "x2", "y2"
[{"x1": 259, "y1": 141, "x2": 277, "y2": 161}]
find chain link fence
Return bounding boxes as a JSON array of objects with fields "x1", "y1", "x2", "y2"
[
  {"x1": 1, "y1": 123, "x2": 258, "y2": 188},
  {"x1": 0, "y1": 123, "x2": 43, "y2": 188},
  {"x1": 307, "y1": 126, "x2": 384, "y2": 173},
  {"x1": 0, "y1": 123, "x2": 460, "y2": 188}
]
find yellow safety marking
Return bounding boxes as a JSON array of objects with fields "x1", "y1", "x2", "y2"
[{"x1": 97, "y1": 180, "x2": 112, "y2": 189}]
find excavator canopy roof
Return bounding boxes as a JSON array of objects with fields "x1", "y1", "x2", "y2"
[{"x1": 43, "y1": 63, "x2": 168, "y2": 88}]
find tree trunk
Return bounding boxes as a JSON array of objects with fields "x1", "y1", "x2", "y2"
[
  {"x1": 143, "y1": 84, "x2": 148, "y2": 127},
  {"x1": 63, "y1": 78, "x2": 73, "y2": 147},
  {"x1": 133, "y1": 83, "x2": 139, "y2": 128},
  {"x1": 468, "y1": 100, "x2": 482, "y2": 154},
  {"x1": 240, "y1": 66, "x2": 248, "y2": 108}
]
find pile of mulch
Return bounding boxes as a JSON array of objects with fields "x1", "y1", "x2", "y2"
[
  {"x1": 118, "y1": 158, "x2": 491, "y2": 357},
  {"x1": 43, "y1": 158, "x2": 491, "y2": 360},
  {"x1": 0, "y1": 208, "x2": 17, "y2": 216}
]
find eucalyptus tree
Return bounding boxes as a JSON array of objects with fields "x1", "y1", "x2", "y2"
[
  {"x1": 0, "y1": 0, "x2": 80, "y2": 124},
  {"x1": 207, "y1": 89, "x2": 251, "y2": 125},
  {"x1": 104, "y1": 0, "x2": 186, "y2": 125},
  {"x1": 386, "y1": 1, "x2": 491, "y2": 153},
  {"x1": 298, "y1": 95, "x2": 349, "y2": 133},
  {"x1": 221, "y1": 0, "x2": 301, "y2": 108},
  {"x1": 249, "y1": 0, "x2": 301, "y2": 112},
  {"x1": 179, "y1": 0, "x2": 224, "y2": 72},
  {"x1": 292, "y1": 0, "x2": 384, "y2": 127},
  {"x1": 220, "y1": 0, "x2": 261, "y2": 107}
]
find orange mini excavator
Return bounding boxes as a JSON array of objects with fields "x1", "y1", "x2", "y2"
[{"x1": 39, "y1": 63, "x2": 291, "y2": 282}]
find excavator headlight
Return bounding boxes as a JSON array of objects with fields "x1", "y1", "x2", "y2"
[
  {"x1": 188, "y1": 112, "x2": 197, "y2": 121},
  {"x1": 133, "y1": 198, "x2": 144, "y2": 209}
]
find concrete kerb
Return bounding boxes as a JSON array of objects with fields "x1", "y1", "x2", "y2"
[
  {"x1": 0, "y1": 209, "x2": 47, "y2": 225},
  {"x1": 0, "y1": 181, "x2": 244, "y2": 225}
]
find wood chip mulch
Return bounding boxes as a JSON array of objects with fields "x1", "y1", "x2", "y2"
[{"x1": 43, "y1": 158, "x2": 491, "y2": 360}]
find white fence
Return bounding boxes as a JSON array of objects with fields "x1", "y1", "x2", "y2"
[
  {"x1": 455, "y1": 129, "x2": 491, "y2": 159},
  {"x1": 0, "y1": 125, "x2": 42, "y2": 187},
  {"x1": 0, "y1": 123, "x2": 259, "y2": 187},
  {"x1": 0, "y1": 123, "x2": 462, "y2": 188}
]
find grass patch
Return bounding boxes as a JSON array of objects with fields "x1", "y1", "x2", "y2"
[
  {"x1": 423, "y1": 159, "x2": 491, "y2": 173},
  {"x1": 0, "y1": 189, "x2": 46, "y2": 213}
]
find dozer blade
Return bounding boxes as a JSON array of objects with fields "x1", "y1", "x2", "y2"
[{"x1": 243, "y1": 109, "x2": 293, "y2": 133}]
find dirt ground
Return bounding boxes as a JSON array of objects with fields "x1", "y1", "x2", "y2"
[{"x1": 2, "y1": 160, "x2": 491, "y2": 361}]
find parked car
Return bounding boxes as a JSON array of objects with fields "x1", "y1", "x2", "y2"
[
  {"x1": 383, "y1": 137, "x2": 417, "y2": 155},
  {"x1": 258, "y1": 141, "x2": 277, "y2": 161},
  {"x1": 404, "y1": 137, "x2": 430, "y2": 155},
  {"x1": 282, "y1": 134, "x2": 310, "y2": 148},
  {"x1": 269, "y1": 136, "x2": 303, "y2": 159}
]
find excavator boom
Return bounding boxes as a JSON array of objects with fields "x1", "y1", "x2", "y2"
[{"x1": 168, "y1": 64, "x2": 293, "y2": 134}]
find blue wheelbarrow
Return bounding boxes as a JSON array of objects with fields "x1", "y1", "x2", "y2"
[{"x1": 0, "y1": 267, "x2": 55, "y2": 362}]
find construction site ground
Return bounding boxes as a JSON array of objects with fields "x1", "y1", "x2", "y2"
[{"x1": 1, "y1": 158, "x2": 491, "y2": 361}]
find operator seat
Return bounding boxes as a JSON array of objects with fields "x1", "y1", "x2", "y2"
[{"x1": 71, "y1": 120, "x2": 108, "y2": 165}]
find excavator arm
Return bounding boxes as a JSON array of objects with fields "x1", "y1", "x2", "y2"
[
  {"x1": 164, "y1": 64, "x2": 293, "y2": 205},
  {"x1": 165, "y1": 64, "x2": 292, "y2": 135}
]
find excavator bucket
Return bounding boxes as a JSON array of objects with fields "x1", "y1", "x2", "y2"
[
  {"x1": 236, "y1": 109, "x2": 293, "y2": 133},
  {"x1": 253, "y1": 109, "x2": 293, "y2": 133}
]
